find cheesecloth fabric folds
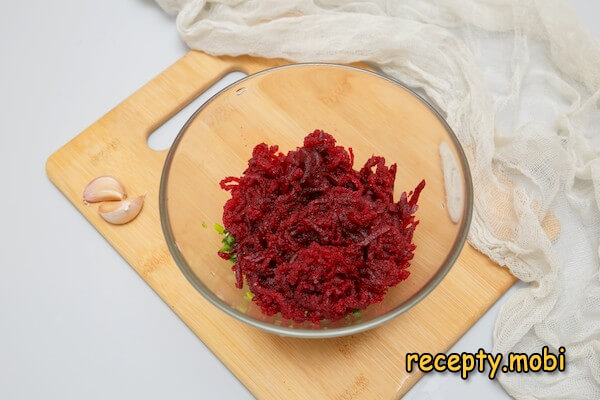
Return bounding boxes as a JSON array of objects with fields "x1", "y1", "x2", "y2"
[{"x1": 155, "y1": 0, "x2": 600, "y2": 398}]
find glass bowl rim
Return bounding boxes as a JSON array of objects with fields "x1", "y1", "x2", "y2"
[{"x1": 159, "y1": 63, "x2": 474, "y2": 338}]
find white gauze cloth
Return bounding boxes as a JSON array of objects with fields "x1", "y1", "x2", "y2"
[{"x1": 155, "y1": 0, "x2": 600, "y2": 398}]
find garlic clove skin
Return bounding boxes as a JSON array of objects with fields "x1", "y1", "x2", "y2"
[
  {"x1": 83, "y1": 176, "x2": 127, "y2": 203},
  {"x1": 98, "y1": 195, "x2": 145, "y2": 225}
]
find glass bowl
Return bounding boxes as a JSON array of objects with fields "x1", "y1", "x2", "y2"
[{"x1": 160, "y1": 63, "x2": 472, "y2": 338}]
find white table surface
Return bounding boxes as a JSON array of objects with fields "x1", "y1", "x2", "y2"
[{"x1": 0, "y1": 1, "x2": 597, "y2": 399}]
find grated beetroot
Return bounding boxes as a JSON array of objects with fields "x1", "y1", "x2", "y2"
[{"x1": 219, "y1": 130, "x2": 425, "y2": 323}]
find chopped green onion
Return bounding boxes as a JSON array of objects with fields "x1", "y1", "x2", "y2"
[
  {"x1": 214, "y1": 223, "x2": 226, "y2": 235},
  {"x1": 222, "y1": 235, "x2": 235, "y2": 246},
  {"x1": 352, "y1": 309, "x2": 362, "y2": 316},
  {"x1": 219, "y1": 243, "x2": 232, "y2": 253},
  {"x1": 230, "y1": 254, "x2": 237, "y2": 263},
  {"x1": 245, "y1": 291, "x2": 255, "y2": 300}
]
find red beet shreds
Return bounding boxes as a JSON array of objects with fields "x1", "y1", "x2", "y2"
[{"x1": 219, "y1": 130, "x2": 425, "y2": 323}]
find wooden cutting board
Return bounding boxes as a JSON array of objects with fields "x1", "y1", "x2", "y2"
[{"x1": 46, "y1": 51, "x2": 515, "y2": 399}]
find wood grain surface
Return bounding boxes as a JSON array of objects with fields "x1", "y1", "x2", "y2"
[{"x1": 46, "y1": 51, "x2": 515, "y2": 399}]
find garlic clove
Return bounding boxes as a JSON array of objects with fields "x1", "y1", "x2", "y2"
[
  {"x1": 98, "y1": 195, "x2": 145, "y2": 225},
  {"x1": 83, "y1": 176, "x2": 127, "y2": 203}
]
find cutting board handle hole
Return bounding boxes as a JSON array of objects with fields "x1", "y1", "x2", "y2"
[{"x1": 147, "y1": 71, "x2": 248, "y2": 151}]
